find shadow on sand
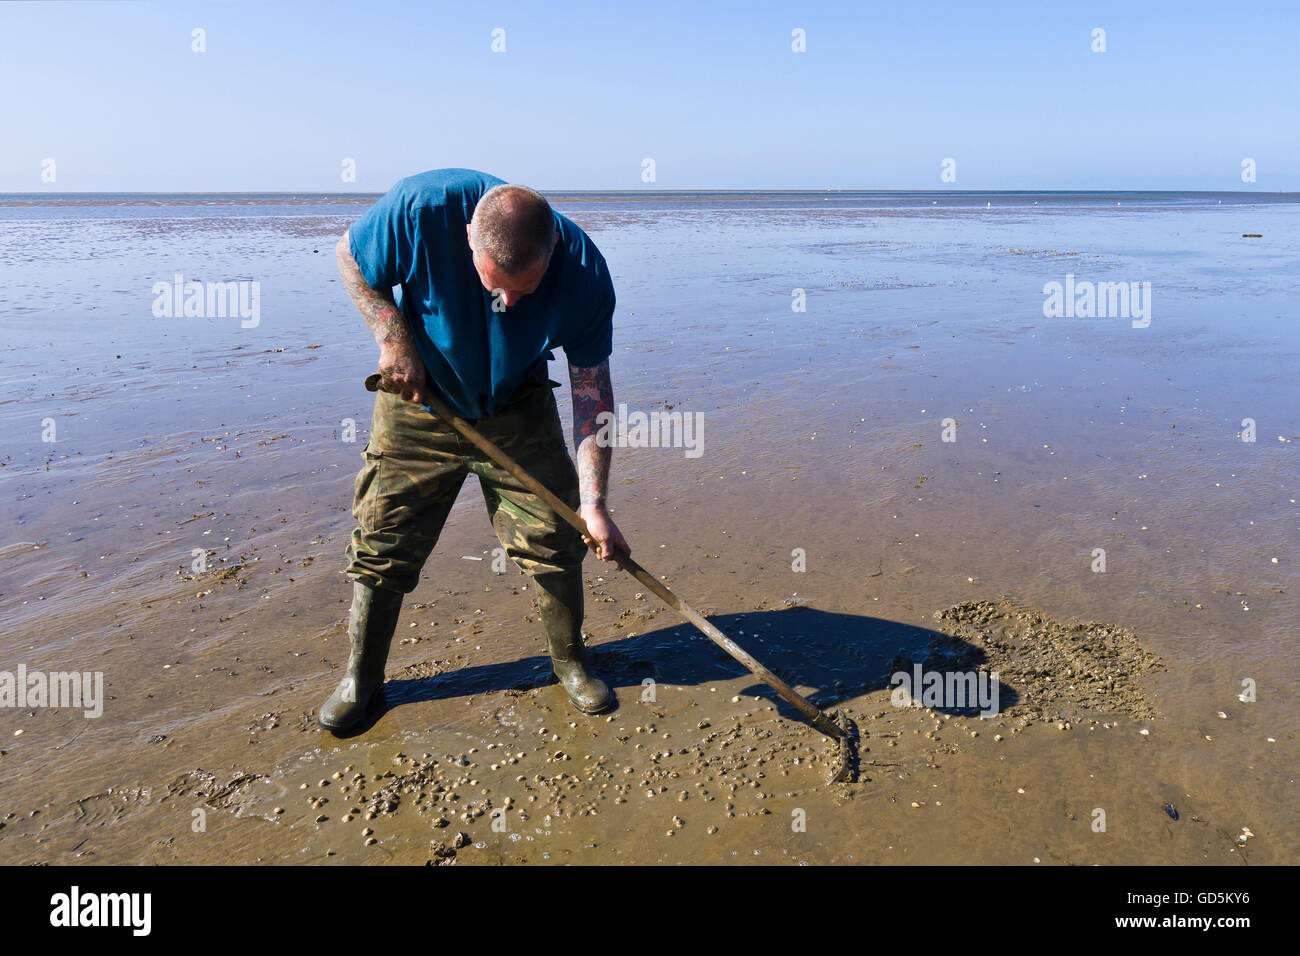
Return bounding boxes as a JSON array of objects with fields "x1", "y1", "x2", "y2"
[{"x1": 331, "y1": 604, "x2": 1017, "y2": 737}]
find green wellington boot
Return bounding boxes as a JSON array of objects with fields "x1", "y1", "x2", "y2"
[
  {"x1": 536, "y1": 572, "x2": 612, "y2": 714},
  {"x1": 318, "y1": 580, "x2": 404, "y2": 734}
]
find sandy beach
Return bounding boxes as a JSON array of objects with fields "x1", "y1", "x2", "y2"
[{"x1": 1, "y1": 191, "x2": 1296, "y2": 865}]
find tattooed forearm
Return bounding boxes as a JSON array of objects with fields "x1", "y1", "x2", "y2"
[
  {"x1": 336, "y1": 229, "x2": 413, "y2": 349},
  {"x1": 570, "y1": 359, "x2": 614, "y2": 508}
]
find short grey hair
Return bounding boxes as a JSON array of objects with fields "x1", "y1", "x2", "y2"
[{"x1": 468, "y1": 183, "x2": 556, "y2": 275}]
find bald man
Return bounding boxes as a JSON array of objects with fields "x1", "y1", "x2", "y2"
[{"x1": 319, "y1": 168, "x2": 628, "y2": 734}]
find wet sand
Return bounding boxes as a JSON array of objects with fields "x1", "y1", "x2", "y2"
[{"x1": 1, "y1": 194, "x2": 1296, "y2": 864}]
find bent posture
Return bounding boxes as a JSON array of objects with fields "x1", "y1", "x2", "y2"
[{"x1": 320, "y1": 168, "x2": 628, "y2": 733}]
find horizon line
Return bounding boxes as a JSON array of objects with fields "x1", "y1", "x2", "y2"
[{"x1": 0, "y1": 187, "x2": 1294, "y2": 197}]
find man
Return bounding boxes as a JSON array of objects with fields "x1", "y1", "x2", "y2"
[{"x1": 319, "y1": 168, "x2": 628, "y2": 735}]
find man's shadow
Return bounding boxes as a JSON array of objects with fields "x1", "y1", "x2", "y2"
[{"x1": 334, "y1": 605, "x2": 1019, "y2": 735}]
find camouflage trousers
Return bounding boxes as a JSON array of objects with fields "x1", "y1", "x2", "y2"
[{"x1": 345, "y1": 369, "x2": 587, "y2": 596}]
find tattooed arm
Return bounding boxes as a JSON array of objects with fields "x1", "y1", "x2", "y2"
[
  {"x1": 337, "y1": 229, "x2": 429, "y2": 404},
  {"x1": 570, "y1": 359, "x2": 630, "y2": 560}
]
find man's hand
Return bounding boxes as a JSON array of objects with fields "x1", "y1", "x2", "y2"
[
  {"x1": 378, "y1": 341, "x2": 429, "y2": 405},
  {"x1": 579, "y1": 503, "x2": 629, "y2": 561}
]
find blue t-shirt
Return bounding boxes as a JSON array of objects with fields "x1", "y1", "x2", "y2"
[{"x1": 348, "y1": 168, "x2": 615, "y2": 419}]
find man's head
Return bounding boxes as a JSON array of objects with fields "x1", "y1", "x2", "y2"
[{"x1": 466, "y1": 183, "x2": 558, "y2": 307}]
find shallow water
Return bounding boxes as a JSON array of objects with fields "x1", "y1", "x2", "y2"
[{"x1": 0, "y1": 191, "x2": 1295, "y2": 864}]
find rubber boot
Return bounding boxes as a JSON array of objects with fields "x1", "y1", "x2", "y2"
[
  {"x1": 535, "y1": 571, "x2": 612, "y2": 714},
  {"x1": 318, "y1": 580, "x2": 404, "y2": 733}
]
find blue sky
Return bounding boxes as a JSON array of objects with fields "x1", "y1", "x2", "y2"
[{"x1": 2, "y1": 0, "x2": 1296, "y2": 191}]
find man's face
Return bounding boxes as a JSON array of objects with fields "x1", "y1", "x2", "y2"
[{"x1": 466, "y1": 225, "x2": 557, "y2": 308}]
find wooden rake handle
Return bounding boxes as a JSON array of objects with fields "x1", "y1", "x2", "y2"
[{"x1": 364, "y1": 373, "x2": 846, "y2": 742}]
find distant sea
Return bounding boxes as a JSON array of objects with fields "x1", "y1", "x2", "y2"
[{"x1": 0, "y1": 190, "x2": 1295, "y2": 222}]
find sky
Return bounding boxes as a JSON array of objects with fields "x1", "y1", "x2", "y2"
[{"x1": 1, "y1": 0, "x2": 1297, "y2": 192}]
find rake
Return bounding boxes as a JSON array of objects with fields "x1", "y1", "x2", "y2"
[{"x1": 365, "y1": 372, "x2": 856, "y2": 782}]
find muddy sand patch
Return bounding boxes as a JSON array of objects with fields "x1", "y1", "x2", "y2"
[
  {"x1": 201, "y1": 600, "x2": 1165, "y2": 861},
  {"x1": 11, "y1": 599, "x2": 1169, "y2": 864},
  {"x1": 903, "y1": 598, "x2": 1164, "y2": 722}
]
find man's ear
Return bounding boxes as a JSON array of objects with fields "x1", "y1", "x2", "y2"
[
  {"x1": 466, "y1": 223, "x2": 473, "y2": 245},
  {"x1": 553, "y1": 230, "x2": 560, "y2": 247}
]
